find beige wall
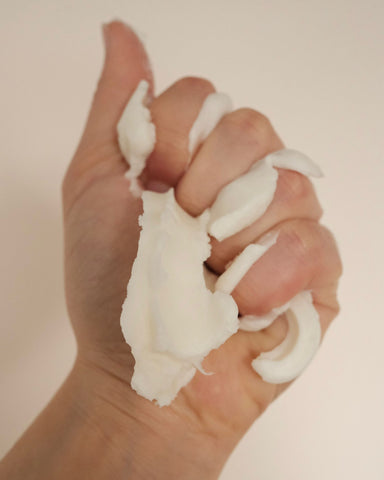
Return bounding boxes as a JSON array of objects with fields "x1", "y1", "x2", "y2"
[{"x1": 0, "y1": 1, "x2": 383, "y2": 478}]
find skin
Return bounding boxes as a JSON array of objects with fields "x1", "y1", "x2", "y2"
[{"x1": 0, "y1": 20, "x2": 342, "y2": 480}]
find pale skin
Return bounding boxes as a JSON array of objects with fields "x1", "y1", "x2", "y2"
[{"x1": 0, "y1": 21, "x2": 342, "y2": 480}]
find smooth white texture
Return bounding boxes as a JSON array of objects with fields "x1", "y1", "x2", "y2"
[
  {"x1": 120, "y1": 189, "x2": 238, "y2": 406},
  {"x1": 252, "y1": 291, "x2": 321, "y2": 383},
  {"x1": 215, "y1": 231, "x2": 278, "y2": 294},
  {"x1": 188, "y1": 92, "x2": 233, "y2": 157},
  {"x1": 209, "y1": 158, "x2": 278, "y2": 240},
  {"x1": 266, "y1": 148, "x2": 324, "y2": 177},
  {"x1": 117, "y1": 79, "x2": 156, "y2": 196},
  {"x1": 1, "y1": 2, "x2": 383, "y2": 479},
  {"x1": 208, "y1": 149, "x2": 322, "y2": 241},
  {"x1": 239, "y1": 300, "x2": 292, "y2": 332}
]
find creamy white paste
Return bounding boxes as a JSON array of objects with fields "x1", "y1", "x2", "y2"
[
  {"x1": 239, "y1": 301, "x2": 291, "y2": 332},
  {"x1": 208, "y1": 149, "x2": 323, "y2": 241},
  {"x1": 188, "y1": 92, "x2": 233, "y2": 158},
  {"x1": 266, "y1": 148, "x2": 324, "y2": 178},
  {"x1": 117, "y1": 80, "x2": 156, "y2": 196},
  {"x1": 118, "y1": 81, "x2": 323, "y2": 405},
  {"x1": 251, "y1": 291, "x2": 321, "y2": 383},
  {"x1": 215, "y1": 231, "x2": 279, "y2": 295},
  {"x1": 120, "y1": 189, "x2": 238, "y2": 406}
]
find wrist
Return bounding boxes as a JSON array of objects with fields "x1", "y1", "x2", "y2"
[
  {"x1": 0, "y1": 355, "x2": 226, "y2": 480},
  {"x1": 71, "y1": 354, "x2": 227, "y2": 479}
]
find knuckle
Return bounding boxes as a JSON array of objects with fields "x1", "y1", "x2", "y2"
[
  {"x1": 280, "y1": 170, "x2": 313, "y2": 203},
  {"x1": 282, "y1": 220, "x2": 343, "y2": 279},
  {"x1": 174, "y1": 76, "x2": 215, "y2": 95},
  {"x1": 274, "y1": 219, "x2": 323, "y2": 276},
  {"x1": 278, "y1": 170, "x2": 323, "y2": 220},
  {"x1": 233, "y1": 220, "x2": 342, "y2": 318},
  {"x1": 222, "y1": 108, "x2": 273, "y2": 148},
  {"x1": 283, "y1": 220, "x2": 313, "y2": 263}
]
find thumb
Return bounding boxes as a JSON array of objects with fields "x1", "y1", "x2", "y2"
[{"x1": 80, "y1": 20, "x2": 154, "y2": 147}]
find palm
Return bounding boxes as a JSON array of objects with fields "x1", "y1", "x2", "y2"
[
  {"x1": 64, "y1": 157, "x2": 281, "y2": 440},
  {"x1": 64, "y1": 162, "x2": 141, "y2": 348},
  {"x1": 176, "y1": 331, "x2": 280, "y2": 437}
]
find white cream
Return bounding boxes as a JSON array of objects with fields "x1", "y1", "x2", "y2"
[
  {"x1": 118, "y1": 82, "x2": 323, "y2": 403},
  {"x1": 208, "y1": 149, "x2": 322, "y2": 241},
  {"x1": 266, "y1": 149, "x2": 324, "y2": 178},
  {"x1": 215, "y1": 231, "x2": 278, "y2": 295},
  {"x1": 239, "y1": 300, "x2": 291, "y2": 332},
  {"x1": 251, "y1": 291, "x2": 321, "y2": 383},
  {"x1": 209, "y1": 158, "x2": 278, "y2": 241},
  {"x1": 120, "y1": 189, "x2": 238, "y2": 406},
  {"x1": 117, "y1": 80, "x2": 156, "y2": 196},
  {"x1": 188, "y1": 92, "x2": 233, "y2": 158}
]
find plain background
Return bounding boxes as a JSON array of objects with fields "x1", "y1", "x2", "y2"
[{"x1": 0, "y1": 1, "x2": 383, "y2": 478}]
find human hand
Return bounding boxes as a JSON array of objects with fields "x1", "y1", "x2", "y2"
[{"x1": 62, "y1": 20, "x2": 342, "y2": 478}]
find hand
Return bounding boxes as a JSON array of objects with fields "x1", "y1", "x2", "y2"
[
  {"x1": 62, "y1": 19, "x2": 342, "y2": 476},
  {"x1": 1, "y1": 20, "x2": 342, "y2": 480}
]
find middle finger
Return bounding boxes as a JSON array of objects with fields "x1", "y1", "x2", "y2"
[{"x1": 175, "y1": 108, "x2": 323, "y2": 271}]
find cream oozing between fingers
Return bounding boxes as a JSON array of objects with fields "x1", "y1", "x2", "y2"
[
  {"x1": 118, "y1": 80, "x2": 323, "y2": 405},
  {"x1": 117, "y1": 80, "x2": 156, "y2": 197}
]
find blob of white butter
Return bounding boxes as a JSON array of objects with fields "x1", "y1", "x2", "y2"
[
  {"x1": 188, "y1": 92, "x2": 233, "y2": 157},
  {"x1": 213, "y1": 229, "x2": 321, "y2": 384},
  {"x1": 251, "y1": 291, "x2": 321, "y2": 383},
  {"x1": 208, "y1": 149, "x2": 322, "y2": 241},
  {"x1": 239, "y1": 300, "x2": 291, "y2": 332},
  {"x1": 215, "y1": 231, "x2": 279, "y2": 295},
  {"x1": 117, "y1": 80, "x2": 156, "y2": 196},
  {"x1": 209, "y1": 159, "x2": 278, "y2": 241},
  {"x1": 267, "y1": 149, "x2": 323, "y2": 178},
  {"x1": 120, "y1": 189, "x2": 239, "y2": 406},
  {"x1": 118, "y1": 81, "x2": 323, "y2": 402}
]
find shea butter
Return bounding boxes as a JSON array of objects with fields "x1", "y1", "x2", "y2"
[
  {"x1": 118, "y1": 81, "x2": 323, "y2": 405},
  {"x1": 120, "y1": 189, "x2": 238, "y2": 406},
  {"x1": 117, "y1": 80, "x2": 156, "y2": 196},
  {"x1": 251, "y1": 291, "x2": 321, "y2": 383},
  {"x1": 208, "y1": 149, "x2": 323, "y2": 241},
  {"x1": 188, "y1": 92, "x2": 233, "y2": 157}
]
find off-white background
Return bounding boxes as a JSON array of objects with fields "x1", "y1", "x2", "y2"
[{"x1": 0, "y1": 1, "x2": 383, "y2": 478}]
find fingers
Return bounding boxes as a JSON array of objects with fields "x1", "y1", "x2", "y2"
[
  {"x1": 227, "y1": 219, "x2": 342, "y2": 333},
  {"x1": 77, "y1": 20, "x2": 154, "y2": 158},
  {"x1": 169, "y1": 98, "x2": 340, "y2": 388},
  {"x1": 174, "y1": 106, "x2": 323, "y2": 273},
  {"x1": 143, "y1": 77, "x2": 216, "y2": 187},
  {"x1": 208, "y1": 169, "x2": 323, "y2": 271},
  {"x1": 215, "y1": 219, "x2": 341, "y2": 395},
  {"x1": 175, "y1": 108, "x2": 284, "y2": 215}
]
